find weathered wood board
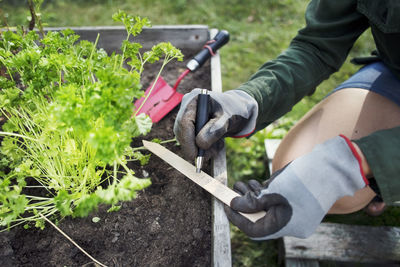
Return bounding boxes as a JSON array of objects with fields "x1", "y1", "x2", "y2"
[
  {"x1": 210, "y1": 28, "x2": 232, "y2": 267},
  {"x1": 284, "y1": 222, "x2": 400, "y2": 264},
  {"x1": 46, "y1": 25, "x2": 210, "y2": 52}
]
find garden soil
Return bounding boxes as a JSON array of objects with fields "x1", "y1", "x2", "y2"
[{"x1": 0, "y1": 49, "x2": 214, "y2": 266}]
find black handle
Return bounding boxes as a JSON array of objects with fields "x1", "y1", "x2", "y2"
[
  {"x1": 195, "y1": 89, "x2": 210, "y2": 157},
  {"x1": 187, "y1": 30, "x2": 230, "y2": 72}
]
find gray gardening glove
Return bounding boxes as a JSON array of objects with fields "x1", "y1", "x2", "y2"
[
  {"x1": 225, "y1": 135, "x2": 369, "y2": 240},
  {"x1": 173, "y1": 89, "x2": 258, "y2": 160}
]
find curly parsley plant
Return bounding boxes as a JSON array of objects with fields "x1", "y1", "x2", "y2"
[{"x1": 0, "y1": 11, "x2": 183, "y2": 229}]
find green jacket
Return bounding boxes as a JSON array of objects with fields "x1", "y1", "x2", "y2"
[{"x1": 237, "y1": 0, "x2": 400, "y2": 204}]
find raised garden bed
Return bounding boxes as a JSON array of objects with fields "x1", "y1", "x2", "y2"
[{"x1": 0, "y1": 26, "x2": 231, "y2": 267}]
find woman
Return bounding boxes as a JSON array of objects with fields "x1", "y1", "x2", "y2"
[{"x1": 173, "y1": 0, "x2": 400, "y2": 239}]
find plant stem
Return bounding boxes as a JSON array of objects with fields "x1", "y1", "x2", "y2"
[
  {"x1": 131, "y1": 138, "x2": 177, "y2": 151},
  {"x1": 39, "y1": 213, "x2": 108, "y2": 267},
  {"x1": 0, "y1": 131, "x2": 38, "y2": 141},
  {"x1": 120, "y1": 32, "x2": 131, "y2": 68},
  {"x1": 25, "y1": 195, "x2": 51, "y2": 200},
  {"x1": 88, "y1": 33, "x2": 100, "y2": 83},
  {"x1": 0, "y1": 58, "x2": 15, "y2": 82},
  {"x1": 133, "y1": 59, "x2": 168, "y2": 116},
  {"x1": 119, "y1": 161, "x2": 132, "y2": 177}
]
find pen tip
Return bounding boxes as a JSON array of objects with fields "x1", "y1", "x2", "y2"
[{"x1": 195, "y1": 156, "x2": 203, "y2": 173}]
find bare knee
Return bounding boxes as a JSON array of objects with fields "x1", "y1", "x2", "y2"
[
  {"x1": 271, "y1": 88, "x2": 400, "y2": 213},
  {"x1": 328, "y1": 187, "x2": 376, "y2": 214},
  {"x1": 272, "y1": 88, "x2": 400, "y2": 172}
]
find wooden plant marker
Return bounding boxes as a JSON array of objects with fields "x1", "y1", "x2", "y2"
[{"x1": 143, "y1": 140, "x2": 266, "y2": 223}]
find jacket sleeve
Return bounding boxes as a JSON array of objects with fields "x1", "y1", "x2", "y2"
[
  {"x1": 236, "y1": 0, "x2": 369, "y2": 131},
  {"x1": 354, "y1": 127, "x2": 400, "y2": 204}
]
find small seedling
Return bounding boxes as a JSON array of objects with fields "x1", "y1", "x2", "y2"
[{"x1": 92, "y1": 217, "x2": 101, "y2": 223}]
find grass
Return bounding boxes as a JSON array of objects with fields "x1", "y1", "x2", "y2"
[
  {"x1": 2, "y1": 0, "x2": 310, "y2": 92},
  {"x1": 1, "y1": 1, "x2": 387, "y2": 266}
]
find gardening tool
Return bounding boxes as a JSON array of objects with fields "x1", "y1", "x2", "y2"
[
  {"x1": 143, "y1": 140, "x2": 266, "y2": 223},
  {"x1": 134, "y1": 30, "x2": 230, "y2": 123}
]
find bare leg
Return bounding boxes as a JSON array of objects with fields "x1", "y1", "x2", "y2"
[{"x1": 272, "y1": 88, "x2": 400, "y2": 214}]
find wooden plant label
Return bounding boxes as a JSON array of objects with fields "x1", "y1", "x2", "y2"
[{"x1": 143, "y1": 140, "x2": 266, "y2": 223}]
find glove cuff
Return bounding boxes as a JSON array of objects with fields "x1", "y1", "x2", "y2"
[
  {"x1": 339, "y1": 134, "x2": 369, "y2": 186},
  {"x1": 225, "y1": 90, "x2": 258, "y2": 138}
]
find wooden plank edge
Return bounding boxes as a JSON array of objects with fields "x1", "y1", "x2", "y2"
[
  {"x1": 210, "y1": 28, "x2": 232, "y2": 267},
  {"x1": 284, "y1": 222, "x2": 400, "y2": 263},
  {"x1": 43, "y1": 25, "x2": 210, "y2": 51}
]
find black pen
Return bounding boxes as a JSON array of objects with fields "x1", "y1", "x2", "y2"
[{"x1": 195, "y1": 89, "x2": 210, "y2": 173}]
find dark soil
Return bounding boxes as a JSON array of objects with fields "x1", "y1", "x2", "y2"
[{"x1": 0, "y1": 49, "x2": 213, "y2": 266}]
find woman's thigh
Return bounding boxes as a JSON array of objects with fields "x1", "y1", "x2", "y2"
[{"x1": 272, "y1": 88, "x2": 400, "y2": 214}]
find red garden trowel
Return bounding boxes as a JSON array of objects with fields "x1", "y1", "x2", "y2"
[{"x1": 134, "y1": 30, "x2": 230, "y2": 123}]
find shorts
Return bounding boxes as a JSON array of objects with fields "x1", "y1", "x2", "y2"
[{"x1": 331, "y1": 62, "x2": 400, "y2": 107}]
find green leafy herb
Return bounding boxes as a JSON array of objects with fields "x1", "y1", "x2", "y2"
[{"x1": 0, "y1": 10, "x2": 183, "y2": 230}]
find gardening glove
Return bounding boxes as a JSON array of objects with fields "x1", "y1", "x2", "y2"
[
  {"x1": 173, "y1": 89, "x2": 258, "y2": 160},
  {"x1": 225, "y1": 135, "x2": 369, "y2": 240}
]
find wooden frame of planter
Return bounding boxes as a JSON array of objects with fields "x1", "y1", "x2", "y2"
[{"x1": 55, "y1": 25, "x2": 232, "y2": 266}]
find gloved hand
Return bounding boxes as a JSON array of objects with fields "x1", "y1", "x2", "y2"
[
  {"x1": 225, "y1": 135, "x2": 369, "y2": 240},
  {"x1": 173, "y1": 89, "x2": 258, "y2": 160}
]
